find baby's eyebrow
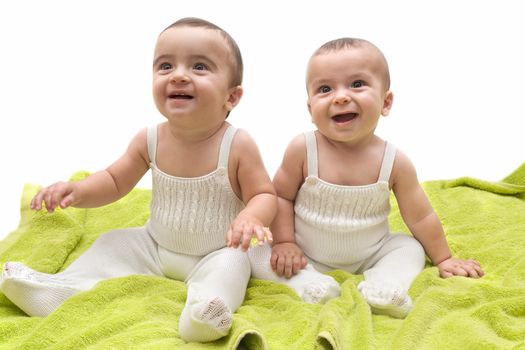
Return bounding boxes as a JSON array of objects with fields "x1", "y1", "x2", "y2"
[
  {"x1": 153, "y1": 54, "x2": 173, "y2": 68},
  {"x1": 309, "y1": 78, "x2": 330, "y2": 88},
  {"x1": 188, "y1": 54, "x2": 217, "y2": 69},
  {"x1": 152, "y1": 54, "x2": 217, "y2": 70}
]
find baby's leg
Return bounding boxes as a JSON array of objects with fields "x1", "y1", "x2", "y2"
[
  {"x1": 357, "y1": 234, "x2": 425, "y2": 318},
  {"x1": 248, "y1": 243, "x2": 340, "y2": 304},
  {"x1": 1, "y1": 262, "x2": 81, "y2": 317},
  {"x1": 178, "y1": 247, "x2": 251, "y2": 343},
  {"x1": 0, "y1": 227, "x2": 162, "y2": 317}
]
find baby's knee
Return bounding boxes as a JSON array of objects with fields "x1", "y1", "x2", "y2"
[
  {"x1": 219, "y1": 247, "x2": 250, "y2": 267},
  {"x1": 393, "y1": 234, "x2": 426, "y2": 263},
  {"x1": 405, "y1": 236, "x2": 426, "y2": 262},
  {"x1": 201, "y1": 248, "x2": 251, "y2": 279}
]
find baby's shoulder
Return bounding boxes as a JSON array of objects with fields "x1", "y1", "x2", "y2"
[
  {"x1": 228, "y1": 128, "x2": 262, "y2": 161},
  {"x1": 127, "y1": 127, "x2": 149, "y2": 150},
  {"x1": 230, "y1": 127, "x2": 256, "y2": 148},
  {"x1": 277, "y1": 133, "x2": 308, "y2": 167},
  {"x1": 286, "y1": 133, "x2": 308, "y2": 152},
  {"x1": 391, "y1": 147, "x2": 418, "y2": 182}
]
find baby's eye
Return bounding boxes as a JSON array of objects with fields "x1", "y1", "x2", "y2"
[
  {"x1": 319, "y1": 85, "x2": 331, "y2": 93},
  {"x1": 351, "y1": 80, "x2": 365, "y2": 88},
  {"x1": 193, "y1": 63, "x2": 208, "y2": 71},
  {"x1": 159, "y1": 62, "x2": 172, "y2": 71}
]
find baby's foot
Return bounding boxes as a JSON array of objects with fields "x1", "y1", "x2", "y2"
[
  {"x1": 3, "y1": 262, "x2": 31, "y2": 281},
  {"x1": 179, "y1": 295, "x2": 233, "y2": 342},
  {"x1": 2, "y1": 262, "x2": 76, "y2": 286},
  {"x1": 302, "y1": 281, "x2": 340, "y2": 304},
  {"x1": 1, "y1": 262, "x2": 80, "y2": 317},
  {"x1": 358, "y1": 281, "x2": 412, "y2": 318},
  {"x1": 193, "y1": 296, "x2": 232, "y2": 332}
]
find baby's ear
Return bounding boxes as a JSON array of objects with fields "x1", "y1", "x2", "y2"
[
  {"x1": 226, "y1": 86, "x2": 243, "y2": 111},
  {"x1": 307, "y1": 99, "x2": 314, "y2": 122},
  {"x1": 381, "y1": 90, "x2": 394, "y2": 116}
]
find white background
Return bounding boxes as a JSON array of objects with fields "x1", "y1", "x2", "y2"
[{"x1": 1, "y1": 0, "x2": 523, "y2": 239}]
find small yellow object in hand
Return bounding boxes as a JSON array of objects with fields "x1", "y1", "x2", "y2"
[{"x1": 250, "y1": 227, "x2": 273, "y2": 247}]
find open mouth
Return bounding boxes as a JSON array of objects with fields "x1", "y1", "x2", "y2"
[
  {"x1": 169, "y1": 93, "x2": 193, "y2": 100},
  {"x1": 332, "y1": 113, "x2": 357, "y2": 123}
]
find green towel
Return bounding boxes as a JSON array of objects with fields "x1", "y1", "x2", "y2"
[{"x1": 1, "y1": 165, "x2": 525, "y2": 349}]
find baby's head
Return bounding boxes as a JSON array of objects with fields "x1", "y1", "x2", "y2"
[
  {"x1": 305, "y1": 38, "x2": 393, "y2": 142},
  {"x1": 306, "y1": 38, "x2": 390, "y2": 94},
  {"x1": 153, "y1": 18, "x2": 243, "y2": 120},
  {"x1": 162, "y1": 17, "x2": 243, "y2": 88}
]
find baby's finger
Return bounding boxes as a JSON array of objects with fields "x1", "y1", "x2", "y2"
[
  {"x1": 49, "y1": 188, "x2": 66, "y2": 212},
  {"x1": 60, "y1": 193, "x2": 75, "y2": 209},
  {"x1": 240, "y1": 223, "x2": 253, "y2": 251},
  {"x1": 463, "y1": 265, "x2": 481, "y2": 278},
  {"x1": 466, "y1": 259, "x2": 484, "y2": 277},
  {"x1": 30, "y1": 191, "x2": 44, "y2": 210},
  {"x1": 292, "y1": 255, "x2": 303, "y2": 275},
  {"x1": 467, "y1": 259, "x2": 481, "y2": 268},
  {"x1": 263, "y1": 227, "x2": 273, "y2": 243},
  {"x1": 50, "y1": 191, "x2": 62, "y2": 211},
  {"x1": 229, "y1": 225, "x2": 243, "y2": 248},
  {"x1": 43, "y1": 192, "x2": 55, "y2": 212},
  {"x1": 225, "y1": 228, "x2": 233, "y2": 247},
  {"x1": 474, "y1": 264, "x2": 485, "y2": 277},
  {"x1": 470, "y1": 264, "x2": 484, "y2": 278},
  {"x1": 270, "y1": 252, "x2": 278, "y2": 271},
  {"x1": 451, "y1": 266, "x2": 469, "y2": 277},
  {"x1": 253, "y1": 226, "x2": 265, "y2": 246},
  {"x1": 51, "y1": 189, "x2": 66, "y2": 209},
  {"x1": 284, "y1": 257, "x2": 294, "y2": 278},
  {"x1": 275, "y1": 256, "x2": 285, "y2": 277},
  {"x1": 440, "y1": 269, "x2": 454, "y2": 278}
]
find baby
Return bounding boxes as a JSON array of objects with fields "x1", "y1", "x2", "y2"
[
  {"x1": 249, "y1": 37, "x2": 483, "y2": 318},
  {"x1": 1, "y1": 17, "x2": 276, "y2": 342}
]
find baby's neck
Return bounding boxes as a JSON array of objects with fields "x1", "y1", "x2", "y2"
[
  {"x1": 322, "y1": 133, "x2": 379, "y2": 153},
  {"x1": 165, "y1": 120, "x2": 228, "y2": 145}
]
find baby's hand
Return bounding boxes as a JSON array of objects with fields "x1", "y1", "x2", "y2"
[
  {"x1": 226, "y1": 214, "x2": 273, "y2": 252},
  {"x1": 270, "y1": 242, "x2": 307, "y2": 278},
  {"x1": 437, "y1": 257, "x2": 484, "y2": 278},
  {"x1": 30, "y1": 181, "x2": 78, "y2": 213}
]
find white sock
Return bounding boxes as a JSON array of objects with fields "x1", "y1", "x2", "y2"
[
  {"x1": 0, "y1": 262, "x2": 81, "y2": 317},
  {"x1": 292, "y1": 279, "x2": 340, "y2": 304},
  {"x1": 358, "y1": 280, "x2": 413, "y2": 318},
  {"x1": 178, "y1": 296, "x2": 233, "y2": 342}
]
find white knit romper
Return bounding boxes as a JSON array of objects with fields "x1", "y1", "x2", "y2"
[
  {"x1": 5, "y1": 124, "x2": 252, "y2": 321},
  {"x1": 145, "y1": 123, "x2": 251, "y2": 313},
  {"x1": 249, "y1": 131, "x2": 425, "y2": 298},
  {"x1": 146, "y1": 124, "x2": 245, "y2": 257},
  {"x1": 297, "y1": 132, "x2": 425, "y2": 285}
]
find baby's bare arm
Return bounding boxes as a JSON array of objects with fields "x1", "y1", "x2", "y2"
[
  {"x1": 226, "y1": 130, "x2": 277, "y2": 251},
  {"x1": 31, "y1": 129, "x2": 149, "y2": 212},
  {"x1": 270, "y1": 135, "x2": 308, "y2": 277},
  {"x1": 392, "y1": 151, "x2": 483, "y2": 278}
]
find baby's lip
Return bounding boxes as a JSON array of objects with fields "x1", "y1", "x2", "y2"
[
  {"x1": 332, "y1": 113, "x2": 358, "y2": 123},
  {"x1": 168, "y1": 92, "x2": 194, "y2": 99}
]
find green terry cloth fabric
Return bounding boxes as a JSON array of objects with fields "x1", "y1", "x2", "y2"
[{"x1": 2, "y1": 164, "x2": 525, "y2": 349}]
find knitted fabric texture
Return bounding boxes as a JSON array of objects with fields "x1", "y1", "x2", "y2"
[
  {"x1": 147, "y1": 125, "x2": 245, "y2": 255},
  {"x1": 294, "y1": 132, "x2": 396, "y2": 267}
]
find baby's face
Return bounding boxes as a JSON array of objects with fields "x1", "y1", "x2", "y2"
[
  {"x1": 305, "y1": 46, "x2": 392, "y2": 144},
  {"x1": 152, "y1": 26, "x2": 240, "y2": 127}
]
